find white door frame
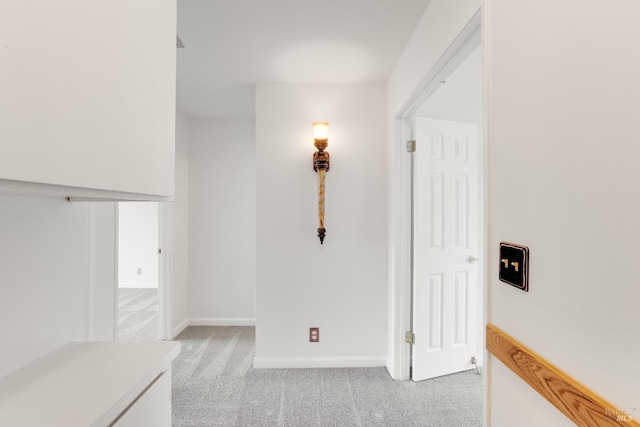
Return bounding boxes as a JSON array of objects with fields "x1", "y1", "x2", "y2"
[
  {"x1": 157, "y1": 201, "x2": 173, "y2": 340},
  {"x1": 388, "y1": 10, "x2": 483, "y2": 381},
  {"x1": 114, "y1": 201, "x2": 173, "y2": 341}
]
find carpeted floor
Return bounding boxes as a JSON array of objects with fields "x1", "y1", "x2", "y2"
[
  {"x1": 117, "y1": 288, "x2": 158, "y2": 341},
  {"x1": 172, "y1": 326, "x2": 482, "y2": 427}
]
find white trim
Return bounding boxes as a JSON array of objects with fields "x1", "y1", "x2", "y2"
[
  {"x1": 86, "y1": 204, "x2": 95, "y2": 341},
  {"x1": 171, "y1": 319, "x2": 189, "y2": 339},
  {"x1": 387, "y1": 116, "x2": 413, "y2": 381},
  {"x1": 388, "y1": 10, "x2": 483, "y2": 381},
  {"x1": 397, "y1": 12, "x2": 482, "y2": 120},
  {"x1": 158, "y1": 202, "x2": 173, "y2": 340},
  {"x1": 118, "y1": 283, "x2": 159, "y2": 289},
  {"x1": 114, "y1": 204, "x2": 120, "y2": 339},
  {"x1": 253, "y1": 357, "x2": 386, "y2": 370},
  {"x1": 0, "y1": 179, "x2": 173, "y2": 202},
  {"x1": 109, "y1": 203, "x2": 118, "y2": 342},
  {"x1": 189, "y1": 318, "x2": 256, "y2": 327},
  {"x1": 482, "y1": 4, "x2": 493, "y2": 425}
]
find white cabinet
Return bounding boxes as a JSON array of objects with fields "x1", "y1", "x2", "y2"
[
  {"x1": 0, "y1": 0, "x2": 176, "y2": 200},
  {"x1": 0, "y1": 341, "x2": 181, "y2": 427},
  {"x1": 114, "y1": 371, "x2": 172, "y2": 427}
]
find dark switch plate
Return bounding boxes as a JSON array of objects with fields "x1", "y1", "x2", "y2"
[{"x1": 499, "y1": 242, "x2": 529, "y2": 292}]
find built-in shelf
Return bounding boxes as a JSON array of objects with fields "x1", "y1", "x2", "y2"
[
  {"x1": 0, "y1": 179, "x2": 174, "y2": 202},
  {"x1": 0, "y1": 341, "x2": 180, "y2": 426}
]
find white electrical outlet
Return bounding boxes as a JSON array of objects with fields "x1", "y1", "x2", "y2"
[{"x1": 137, "y1": 268, "x2": 142, "y2": 275}]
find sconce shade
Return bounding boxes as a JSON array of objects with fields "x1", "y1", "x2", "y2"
[{"x1": 312, "y1": 122, "x2": 329, "y2": 140}]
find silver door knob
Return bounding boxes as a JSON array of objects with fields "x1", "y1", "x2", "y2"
[{"x1": 466, "y1": 256, "x2": 478, "y2": 264}]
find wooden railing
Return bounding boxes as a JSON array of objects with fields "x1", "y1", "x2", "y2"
[{"x1": 486, "y1": 324, "x2": 639, "y2": 427}]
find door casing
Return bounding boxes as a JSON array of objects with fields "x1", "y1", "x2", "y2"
[{"x1": 388, "y1": 10, "x2": 485, "y2": 382}]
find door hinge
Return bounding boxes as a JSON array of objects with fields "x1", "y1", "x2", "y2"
[
  {"x1": 405, "y1": 331, "x2": 415, "y2": 345},
  {"x1": 406, "y1": 140, "x2": 416, "y2": 153}
]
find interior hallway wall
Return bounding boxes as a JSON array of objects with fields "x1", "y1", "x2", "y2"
[
  {"x1": 486, "y1": 1, "x2": 640, "y2": 425},
  {"x1": 255, "y1": 82, "x2": 388, "y2": 368},
  {"x1": 171, "y1": 111, "x2": 190, "y2": 336},
  {"x1": 188, "y1": 118, "x2": 256, "y2": 325},
  {"x1": 0, "y1": 196, "x2": 117, "y2": 377}
]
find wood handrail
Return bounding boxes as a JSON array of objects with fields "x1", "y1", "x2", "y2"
[{"x1": 486, "y1": 324, "x2": 639, "y2": 427}]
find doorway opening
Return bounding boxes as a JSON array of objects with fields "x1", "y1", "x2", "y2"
[
  {"x1": 388, "y1": 10, "x2": 486, "y2": 380},
  {"x1": 410, "y1": 43, "x2": 483, "y2": 381},
  {"x1": 117, "y1": 201, "x2": 160, "y2": 341}
]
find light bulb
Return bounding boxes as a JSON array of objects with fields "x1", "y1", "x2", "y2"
[{"x1": 312, "y1": 122, "x2": 329, "y2": 140}]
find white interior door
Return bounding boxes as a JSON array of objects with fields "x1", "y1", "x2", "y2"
[{"x1": 412, "y1": 117, "x2": 479, "y2": 381}]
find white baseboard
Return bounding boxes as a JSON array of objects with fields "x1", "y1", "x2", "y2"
[
  {"x1": 171, "y1": 319, "x2": 189, "y2": 339},
  {"x1": 253, "y1": 357, "x2": 386, "y2": 369},
  {"x1": 385, "y1": 359, "x2": 397, "y2": 379},
  {"x1": 118, "y1": 283, "x2": 158, "y2": 289},
  {"x1": 189, "y1": 318, "x2": 256, "y2": 327}
]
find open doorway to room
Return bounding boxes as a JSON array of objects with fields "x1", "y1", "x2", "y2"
[
  {"x1": 409, "y1": 44, "x2": 484, "y2": 381},
  {"x1": 117, "y1": 202, "x2": 160, "y2": 341}
]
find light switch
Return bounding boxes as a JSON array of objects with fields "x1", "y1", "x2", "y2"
[{"x1": 499, "y1": 242, "x2": 529, "y2": 292}]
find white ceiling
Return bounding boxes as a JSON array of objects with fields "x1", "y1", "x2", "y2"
[{"x1": 176, "y1": 0, "x2": 431, "y2": 118}]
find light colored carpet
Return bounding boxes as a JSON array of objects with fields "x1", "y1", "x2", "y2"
[
  {"x1": 172, "y1": 326, "x2": 482, "y2": 427},
  {"x1": 117, "y1": 288, "x2": 158, "y2": 341}
]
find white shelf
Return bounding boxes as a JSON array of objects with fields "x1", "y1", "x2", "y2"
[
  {"x1": 0, "y1": 179, "x2": 174, "y2": 202},
  {"x1": 0, "y1": 341, "x2": 180, "y2": 427}
]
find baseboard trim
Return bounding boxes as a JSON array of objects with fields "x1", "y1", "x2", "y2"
[
  {"x1": 189, "y1": 318, "x2": 256, "y2": 327},
  {"x1": 385, "y1": 359, "x2": 399, "y2": 380},
  {"x1": 118, "y1": 283, "x2": 158, "y2": 289},
  {"x1": 171, "y1": 319, "x2": 189, "y2": 339},
  {"x1": 253, "y1": 357, "x2": 386, "y2": 369}
]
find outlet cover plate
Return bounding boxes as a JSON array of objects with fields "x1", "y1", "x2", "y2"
[{"x1": 309, "y1": 327, "x2": 319, "y2": 343}]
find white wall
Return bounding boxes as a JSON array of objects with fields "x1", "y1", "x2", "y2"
[
  {"x1": 0, "y1": 0, "x2": 176, "y2": 198},
  {"x1": 188, "y1": 118, "x2": 256, "y2": 324},
  {"x1": 486, "y1": 0, "x2": 640, "y2": 424},
  {"x1": 388, "y1": 0, "x2": 482, "y2": 116},
  {"x1": 386, "y1": 0, "x2": 481, "y2": 379},
  {"x1": 118, "y1": 202, "x2": 159, "y2": 288},
  {"x1": 0, "y1": 196, "x2": 116, "y2": 377},
  {"x1": 0, "y1": 112, "x2": 190, "y2": 376},
  {"x1": 255, "y1": 83, "x2": 388, "y2": 368},
  {"x1": 90, "y1": 203, "x2": 118, "y2": 341},
  {"x1": 414, "y1": 46, "x2": 482, "y2": 124},
  {"x1": 171, "y1": 111, "x2": 190, "y2": 337}
]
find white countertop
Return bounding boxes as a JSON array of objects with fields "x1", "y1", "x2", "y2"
[{"x1": 0, "y1": 341, "x2": 180, "y2": 427}]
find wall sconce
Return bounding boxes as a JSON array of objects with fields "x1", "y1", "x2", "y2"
[{"x1": 312, "y1": 122, "x2": 330, "y2": 244}]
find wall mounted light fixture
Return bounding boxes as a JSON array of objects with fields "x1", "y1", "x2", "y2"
[{"x1": 312, "y1": 122, "x2": 330, "y2": 244}]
